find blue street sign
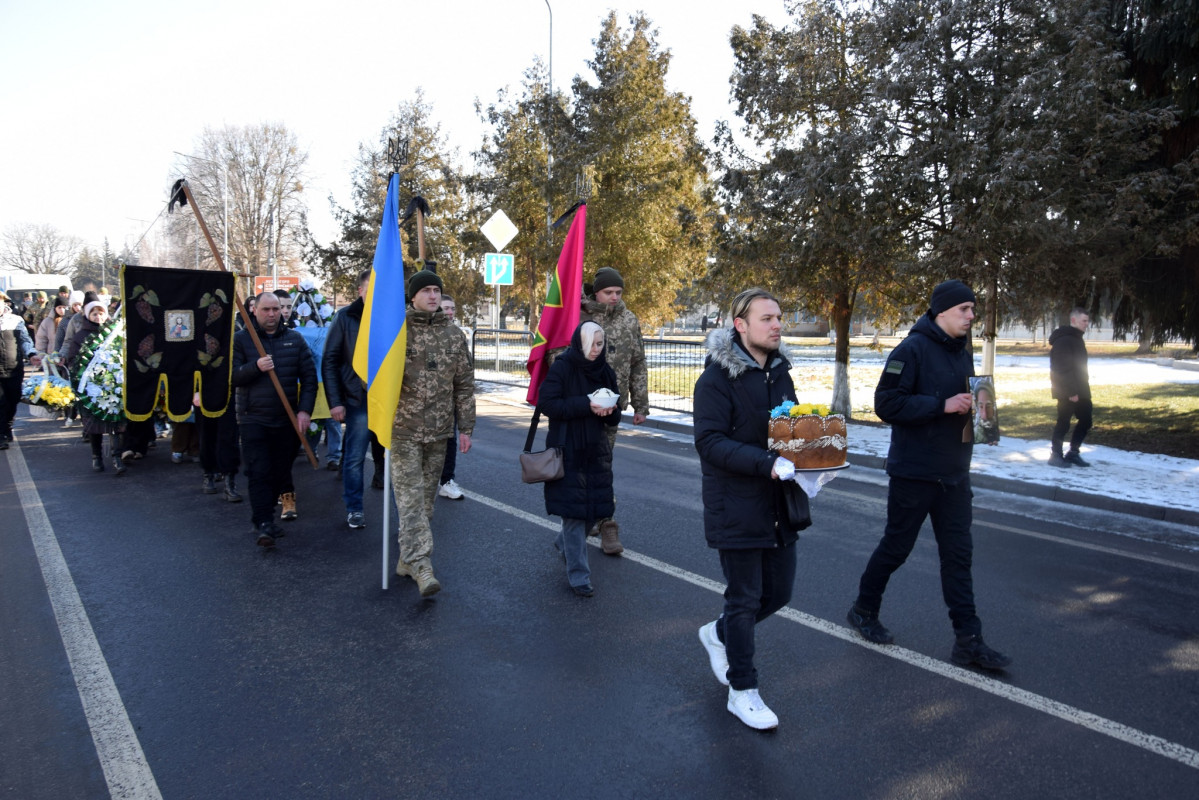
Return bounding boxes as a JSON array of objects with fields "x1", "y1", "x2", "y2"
[{"x1": 484, "y1": 252, "x2": 514, "y2": 285}]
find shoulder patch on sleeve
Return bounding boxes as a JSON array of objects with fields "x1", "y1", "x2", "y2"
[{"x1": 885, "y1": 360, "x2": 905, "y2": 375}]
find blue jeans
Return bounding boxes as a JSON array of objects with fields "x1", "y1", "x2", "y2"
[
  {"x1": 555, "y1": 517, "x2": 591, "y2": 588},
  {"x1": 340, "y1": 403, "x2": 371, "y2": 514},
  {"x1": 325, "y1": 417, "x2": 343, "y2": 462},
  {"x1": 716, "y1": 542, "x2": 797, "y2": 690}
]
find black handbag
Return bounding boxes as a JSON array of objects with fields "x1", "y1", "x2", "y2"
[
  {"x1": 520, "y1": 408, "x2": 564, "y2": 483},
  {"x1": 781, "y1": 480, "x2": 812, "y2": 531}
]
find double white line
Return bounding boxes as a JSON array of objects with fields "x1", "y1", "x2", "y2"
[{"x1": 464, "y1": 487, "x2": 1199, "y2": 771}]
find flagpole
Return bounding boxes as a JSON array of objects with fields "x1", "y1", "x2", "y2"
[
  {"x1": 382, "y1": 449, "x2": 391, "y2": 590},
  {"x1": 175, "y1": 180, "x2": 319, "y2": 469}
]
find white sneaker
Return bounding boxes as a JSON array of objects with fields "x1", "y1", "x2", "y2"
[
  {"x1": 727, "y1": 687, "x2": 779, "y2": 730},
  {"x1": 438, "y1": 479, "x2": 464, "y2": 500},
  {"x1": 698, "y1": 621, "x2": 730, "y2": 686}
]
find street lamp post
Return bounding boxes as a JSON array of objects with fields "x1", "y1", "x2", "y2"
[{"x1": 544, "y1": 0, "x2": 553, "y2": 238}]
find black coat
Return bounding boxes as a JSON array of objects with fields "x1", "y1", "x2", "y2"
[
  {"x1": 231, "y1": 323, "x2": 317, "y2": 427},
  {"x1": 1049, "y1": 324, "x2": 1090, "y2": 401},
  {"x1": 538, "y1": 330, "x2": 621, "y2": 523},
  {"x1": 874, "y1": 313, "x2": 974, "y2": 483},
  {"x1": 693, "y1": 329, "x2": 799, "y2": 550},
  {"x1": 321, "y1": 298, "x2": 365, "y2": 409}
]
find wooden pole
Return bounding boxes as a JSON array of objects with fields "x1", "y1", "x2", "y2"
[
  {"x1": 415, "y1": 207, "x2": 426, "y2": 263},
  {"x1": 178, "y1": 181, "x2": 319, "y2": 469}
]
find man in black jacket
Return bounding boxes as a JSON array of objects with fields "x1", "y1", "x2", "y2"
[
  {"x1": 322, "y1": 270, "x2": 372, "y2": 529},
  {"x1": 232, "y1": 292, "x2": 317, "y2": 547},
  {"x1": 693, "y1": 288, "x2": 802, "y2": 731},
  {"x1": 1049, "y1": 307, "x2": 1092, "y2": 468},
  {"x1": 847, "y1": 279, "x2": 1011, "y2": 671}
]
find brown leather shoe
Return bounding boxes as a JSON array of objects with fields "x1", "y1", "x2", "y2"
[{"x1": 599, "y1": 520, "x2": 623, "y2": 556}]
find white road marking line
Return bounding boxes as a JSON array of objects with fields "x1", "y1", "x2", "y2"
[
  {"x1": 462, "y1": 487, "x2": 1199, "y2": 770},
  {"x1": 7, "y1": 440, "x2": 163, "y2": 800}
]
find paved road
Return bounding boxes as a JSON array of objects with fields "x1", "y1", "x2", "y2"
[{"x1": 3, "y1": 400, "x2": 1198, "y2": 799}]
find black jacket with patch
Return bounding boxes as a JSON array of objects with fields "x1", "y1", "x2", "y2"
[{"x1": 874, "y1": 313, "x2": 974, "y2": 483}]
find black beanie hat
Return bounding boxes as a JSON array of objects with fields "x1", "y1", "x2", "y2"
[
  {"x1": 592, "y1": 267, "x2": 624, "y2": 293},
  {"x1": 407, "y1": 269, "x2": 443, "y2": 299},
  {"x1": 929, "y1": 279, "x2": 975, "y2": 316}
]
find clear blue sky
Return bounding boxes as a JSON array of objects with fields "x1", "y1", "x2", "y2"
[{"x1": 0, "y1": 0, "x2": 784, "y2": 258}]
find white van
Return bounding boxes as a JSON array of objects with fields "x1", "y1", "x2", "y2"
[{"x1": 0, "y1": 270, "x2": 72, "y2": 311}]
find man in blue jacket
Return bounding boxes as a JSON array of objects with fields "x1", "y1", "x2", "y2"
[
  {"x1": 847, "y1": 280, "x2": 1011, "y2": 671},
  {"x1": 693, "y1": 287, "x2": 804, "y2": 731},
  {"x1": 232, "y1": 292, "x2": 317, "y2": 548}
]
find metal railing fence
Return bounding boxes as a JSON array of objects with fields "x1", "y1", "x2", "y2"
[{"x1": 471, "y1": 329, "x2": 704, "y2": 414}]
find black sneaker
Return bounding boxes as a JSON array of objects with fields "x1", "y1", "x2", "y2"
[
  {"x1": 1064, "y1": 450, "x2": 1090, "y2": 467},
  {"x1": 847, "y1": 605, "x2": 894, "y2": 644},
  {"x1": 951, "y1": 634, "x2": 1012, "y2": 670},
  {"x1": 1048, "y1": 452, "x2": 1071, "y2": 468},
  {"x1": 255, "y1": 523, "x2": 277, "y2": 548}
]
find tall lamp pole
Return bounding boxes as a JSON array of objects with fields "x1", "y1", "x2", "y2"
[{"x1": 544, "y1": 0, "x2": 553, "y2": 238}]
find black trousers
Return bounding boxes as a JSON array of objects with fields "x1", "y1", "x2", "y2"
[
  {"x1": 120, "y1": 419, "x2": 155, "y2": 456},
  {"x1": 197, "y1": 410, "x2": 240, "y2": 475},
  {"x1": 716, "y1": 541, "x2": 797, "y2": 691},
  {"x1": 855, "y1": 476, "x2": 981, "y2": 637},
  {"x1": 0, "y1": 371, "x2": 21, "y2": 437},
  {"x1": 240, "y1": 422, "x2": 299, "y2": 527},
  {"x1": 1052, "y1": 397, "x2": 1093, "y2": 453}
]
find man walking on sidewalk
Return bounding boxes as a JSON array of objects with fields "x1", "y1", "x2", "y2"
[
  {"x1": 846, "y1": 279, "x2": 1011, "y2": 671},
  {"x1": 1048, "y1": 307, "x2": 1092, "y2": 468}
]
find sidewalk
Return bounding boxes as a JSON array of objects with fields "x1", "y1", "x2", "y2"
[{"x1": 481, "y1": 382, "x2": 1199, "y2": 528}]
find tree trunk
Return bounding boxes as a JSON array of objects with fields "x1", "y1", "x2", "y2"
[
  {"x1": 830, "y1": 289, "x2": 853, "y2": 419},
  {"x1": 981, "y1": 274, "x2": 998, "y2": 377}
]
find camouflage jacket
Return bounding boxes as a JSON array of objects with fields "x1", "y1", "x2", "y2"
[
  {"x1": 392, "y1": 308, "x2": 476, "y2": 443},
  {"x1": 580, "y1": 298, "x2": 649, "y2": 415}
]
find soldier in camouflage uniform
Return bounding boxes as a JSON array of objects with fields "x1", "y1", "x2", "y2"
[
  {"x1": 390, "y1": 269, "x2": 476, "y2": 597},
  {"x1": 577, "y1": 267, "x2": 649, "y2": 555}
]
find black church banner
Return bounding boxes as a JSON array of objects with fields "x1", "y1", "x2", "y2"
[{"x1": 121, "y1": 264, "x2": 236, "y2": 421}]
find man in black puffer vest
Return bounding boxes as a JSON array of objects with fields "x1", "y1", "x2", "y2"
[
  {"x1": 232, "y1": 292, "x2": 317, "y2": 547},
  {"x1": 693, "y1": 288, "x2": 803, "y2": 731},
  {"x1": 847, "y1": 279, "x2": 1011, "y2": 672},
  {"x1": 1, "y1": 296, "x2": 40, "y2": 449}
]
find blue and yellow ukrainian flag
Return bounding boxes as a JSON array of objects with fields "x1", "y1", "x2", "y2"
[{"x1": 353, "y1": 173, "x2": 407, "y2": 443}]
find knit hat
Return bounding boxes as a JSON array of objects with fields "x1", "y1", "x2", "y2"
[
  {"x1": 53, "y1": 296, "x2": 68, "y2": 309},
  {"x1": 83, "y1": 300, "x2": 107, "y2": 318},
  {"x1": 407, "y1": 269, "x2": 443, "y2": 299},
  {"x1": 58, "y1": 285, "x2": 70, "y2": 294},
  {"x1": 36, "y1": 291, "x2": 47, "y2": 301},
  {"x1": 592, "y1": 267, "x2": 624, "y2": 293},
  {"x1": 929, "y1": 279, "x2": 975, "y2": 316},
  {"x1": 68, "y1": 290, "x2": 85, "y2": 307}
]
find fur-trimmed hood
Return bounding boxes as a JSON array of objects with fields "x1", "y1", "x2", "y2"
[{"x1": 704, "y1": 327, "x2": 792, "y2": 379}]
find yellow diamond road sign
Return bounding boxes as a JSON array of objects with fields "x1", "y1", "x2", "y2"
[{"x1": 481, "y1": 210, "x2": 518, "y2": 252}]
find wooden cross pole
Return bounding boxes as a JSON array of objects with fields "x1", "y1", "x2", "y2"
[{"x1": 173, "y1": 180, "x2": 319, "y2": 469}]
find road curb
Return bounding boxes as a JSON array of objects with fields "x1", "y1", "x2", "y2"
[{"x1": 633, "y1": 414, "x2": 1199, "y2": 527}]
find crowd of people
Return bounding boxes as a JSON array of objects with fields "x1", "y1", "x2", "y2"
[{"x1": 5, "y1": 271, "x2": 1062, "y2": 733}]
